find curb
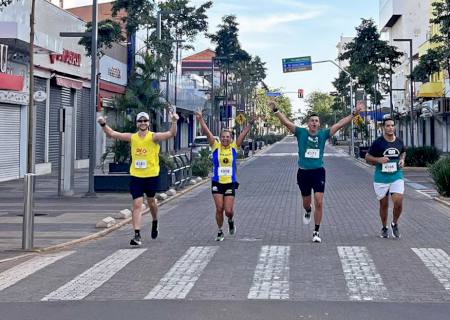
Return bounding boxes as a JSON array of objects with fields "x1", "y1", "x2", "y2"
[{"x1": 433, "y1": 196, "x2": 450, "y2": 208}]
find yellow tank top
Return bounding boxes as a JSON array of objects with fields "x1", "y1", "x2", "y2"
[{"x1": 129, "y1": 132, "x2": 160, "y2": 178}]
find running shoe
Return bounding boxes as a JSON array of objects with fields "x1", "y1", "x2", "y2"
[
  {"x1": 151, "y1": 220, "x2": 158, "y2": 239},
  {"x1": 312, "y1": 231, "x2": 321, "y2": 243},
  {"x1": 216, "y1": 230, "x2": 224, "y2": 241},
  {"x1": 303, "y1": 210, "x2": 311, "y2": 225},
  {"x1": 228, "y1": 219, "x2": 236, "y2": 235},
  {"x1": 380, "y1": 227, "x2": 389, "y2": 239},
  {"x1": 130, "y1": 235, "x2": 142, "y2": 246},
  {"x1": 391, "y1": 222, "x2": 400, "y2": 239}
]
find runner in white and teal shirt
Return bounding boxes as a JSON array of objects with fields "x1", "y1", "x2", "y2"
[
  {"x1": 270, "y1": 100, "x2": 365, "y2": 243},
  {"x1": 366, "y1": 117, "x2": 406, "y2": 239}
]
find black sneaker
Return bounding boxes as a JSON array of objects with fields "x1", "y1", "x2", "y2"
[
  {"x1": 151, "y1": 220, "x2": 158, "y2": 239},
  {"x1": 130, "y1": 235, "x2": 142, "y2": 246},
  {"x1": 228, "y1": 219, "x2": 236, "y2": 235},
  {"x1": 391, "y1": 222, "x2": 400, "y2": 239},
  {"x1": 216, "y1": 230, "x2": 224, "y2": 241},
  {"x1": 380, "y1": 227, "x2": 389, "y2": 239}
]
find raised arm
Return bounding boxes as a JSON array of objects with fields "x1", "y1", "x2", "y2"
[
  {"x1": 152, "y1": 111, "x2": 179, "y2": 142},
  {"x1": 194, "y1": 111, "x2": 216, "y2": 147},
  {"x1": 236, "y1": 116, "x2": 256, "y2": 148},
  {"x1": 268, "y1": 102, "x2": 296, "y2": 134},
  {"x1": 97, "y1": 116, "x2": 132, "y2": 142},
  {"x1": 329, "y1": 101, "x2": 364, "y2": 136}
]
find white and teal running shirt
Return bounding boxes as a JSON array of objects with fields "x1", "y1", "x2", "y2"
[{"x1": 295, "y1": 127, "x2": 330, "y2": 169}]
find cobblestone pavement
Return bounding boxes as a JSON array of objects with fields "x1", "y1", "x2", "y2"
[{"x1": 1, "y1": 137, "x2": 449, "y2": 308}]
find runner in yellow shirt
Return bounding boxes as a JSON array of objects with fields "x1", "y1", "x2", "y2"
[
  {"x1": 97, "y1": 110, "x2": 179, "y2": 246},
  {"x1": 194, "y1": 111, "x2": 255, "y2": 241}
]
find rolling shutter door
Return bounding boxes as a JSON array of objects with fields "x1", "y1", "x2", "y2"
[
  {"x1": 0, "y1": 104, "x2": 21, "y2": 181},
  {"x1": 34, "y1": 77, "x2": 47, "y2": 164}
]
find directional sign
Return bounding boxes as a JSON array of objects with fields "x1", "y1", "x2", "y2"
[
  {"x1": 265, "y1": 91, "x2": 282, "y2": 97},
  {"x1": 282, "y1": 56, "x2": 312, "y2": 73},
  {"x1": 235, "y1": 113, "x2": 246, "y2": 125}
]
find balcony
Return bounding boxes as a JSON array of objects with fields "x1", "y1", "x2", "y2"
[{"x1": 380, "y1": 0, "x2": 404, "y2": 31}]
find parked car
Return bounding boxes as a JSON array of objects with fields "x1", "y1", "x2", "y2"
[{"x1": 190, "y1": 135, "x2": 219, "y2": 157}]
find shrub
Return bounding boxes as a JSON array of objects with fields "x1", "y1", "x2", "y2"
[
  {"x1": 159, "y1": 153, "x2": 176, "y2": 170},
  {"x1": 255, "y1": 134, "x2": 285, "y2": 145},
  {"x1": 191, "y1": 148, "x2": 212, "y2": 177},
  {"x1": 429, "y1": 156, "x2": 450, "y2": 197},
  {"x1": 405, "y1": 146, "x2": 441, "y2": 167}
]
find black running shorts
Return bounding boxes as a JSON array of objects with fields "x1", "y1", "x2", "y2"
[
  {"x1": 297, "y1": 167, "x2": 326, "y2": 196},
  {"x1": 211, "y1": 181, "x2": 239, "y2": 197},
  {"x1": 129, "y1": 176, "x2": 159, "y2": 199}
]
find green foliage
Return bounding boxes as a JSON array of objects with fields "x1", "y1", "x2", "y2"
[
  {"x1": 159, "y1": 153, "x2": 176, "y2": 170},
  {"x1": 405, "y1": 146, "x2": 442, "y2": 167},
  {"x1": 429, "y1": 0, "x2": 450, "y2": 76},
  {"x1": 429, "y1": 156, "x2": 450, "y2": 197},
  {"x1": 112, "y1": 0, "x2": 155, "y2": 36},
  {"x1": 336, "y1": 19, "x2": 403, "y2": 104},
  {"x1": 302, "y1": 91, "x2": 335, "y2": 126},
  {"x1": 255, "y1": 134, "x2": 285, "y2": 145},
  {"x1": 191, "y1": 148, "x2": 212, "y2": 177},
  {"x1": 0, "y1": 0, "x2": 14, "y2": 7},
  {"x1": 79, "y1": 19, "x2": 125, "y2": 57},
  {"x1": 410, "y1": 48, "x2": 441, "y2": 82}
]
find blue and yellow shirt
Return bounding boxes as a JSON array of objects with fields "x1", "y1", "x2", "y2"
[
  {"x1": 211, "y1": 141, "x2": 238, "y2": 184},
  {"x1": 129, "y1": 132, "x2": 160, "y2": 178}
]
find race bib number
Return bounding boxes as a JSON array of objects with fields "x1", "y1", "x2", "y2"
[
  {"x1": 305, "y1": 149, "x2": 320, "y2": 159},
  {"x1": 218, "y1": 167, "x2": 233, "y2": 177},
  {"x1": 382, "y1": 162, "x2": 397, "y2": 173},
  {"x1": 134, "y1": 160, "x2": 147, "y2": 169}
]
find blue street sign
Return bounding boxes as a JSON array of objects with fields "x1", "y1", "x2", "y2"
[
  {"x1": 282, "y1": 56, "x2": 312, "y2": 73},
  {"x1": 265, "y1": 91, "x2": 282, "y2": 97}
]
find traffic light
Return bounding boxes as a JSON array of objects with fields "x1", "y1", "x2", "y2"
[{"x1": 298, "y1": 89, "x2": 304, "y2": 98}]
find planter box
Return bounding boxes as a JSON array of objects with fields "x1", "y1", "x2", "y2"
[
  {"x1": 109, "y1": 162, "x2": 130, "y2": 173},
  {"x1": 94, "y1": 166, "x2": 171, "y2": 192}
]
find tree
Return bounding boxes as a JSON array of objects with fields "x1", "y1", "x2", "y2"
[
  {"x1": 111, "y1": 0, "x2": 155, "y2": 36},
  {"x1": 337, "y1": 19, "x2": 403, "y2": 104},
  {"x1": 411, "y1": 48, "x2": 442, "y2": 83},
  {"x1": 79, "y1": 19, "x2": 125, "y2": 57},
  {"x1": 302, "y1": 91, "x2": 334, "y2": 127},
  {"x1": 429, "y1": 0, "x2": 450, "y2": 80}
]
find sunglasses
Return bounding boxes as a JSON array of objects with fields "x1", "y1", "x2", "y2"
[{"x1": 137, "y1": 119, "x2": 149, "y2": 123}]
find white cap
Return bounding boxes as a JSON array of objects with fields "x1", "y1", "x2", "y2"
[{"x1": 136, "y1": 112, "x2": 150, "y2": 121}]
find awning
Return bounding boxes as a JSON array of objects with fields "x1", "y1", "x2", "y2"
[
  {"x1": 55, "y1": 75, "x2": 83, "y2": 90},
  {"x1": 417, "y1": 82, "x2": 444, "y2": 98},
  {"x1": 0, "y1": 73, "x2": 24, "y2": 91}
]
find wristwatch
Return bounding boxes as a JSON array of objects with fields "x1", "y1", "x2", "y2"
[
  {"x1": 272, "y1": 108, "x2": 279, "y2": 113},
  {"x1": 100, "y1": 122, "x2": 106, "y2": 127},
  {"x1": 352, "y1": 110, "x2": 359, "y2": 117}
]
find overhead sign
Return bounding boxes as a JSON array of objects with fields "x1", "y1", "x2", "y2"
[
  {"x1": 282, "y1": 56, "x2": 312, "y2": 73},
  {"x1": 265, "y1": 91, "x2": 281, "y2": 97},
  {"x1": 235, "y1": 113, "x2": 246, "y2": 125},
  {"x1": 99, "y1": 56, "x2": 128, "y2": 86}
]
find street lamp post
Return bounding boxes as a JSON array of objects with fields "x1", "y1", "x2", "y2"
[
  {"x1": 393, "y1": 38, "x2": 415, "y2": 147},
  {"x1": 312, "y1": 60, "x2": 356, "y2": 156}
]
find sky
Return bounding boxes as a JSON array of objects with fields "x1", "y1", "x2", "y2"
[{"x1": 63, "y1": 0, "x2": 379, "y2": 113}]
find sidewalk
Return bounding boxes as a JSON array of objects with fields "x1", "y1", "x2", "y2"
[{"x1": 0, "y1": 147, "x2": 268, "y2": 262}]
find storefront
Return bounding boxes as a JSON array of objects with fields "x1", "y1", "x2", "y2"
[{"x1": 0, "y1": 43, "x2": 29, "y2": 182}]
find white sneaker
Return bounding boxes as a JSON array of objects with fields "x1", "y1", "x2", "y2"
[
  {"x1": 303, "y1": 211, "x2": 311, "y2": 225},
  {"x1": 312, "y1": 231, "x2": 321, "y2": 243}
]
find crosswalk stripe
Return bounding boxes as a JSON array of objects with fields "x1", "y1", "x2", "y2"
[
  {"x1": 145, "y1": 246, "x2": 218, "y2": 299},
  {"x1": 41, "y1": 249, "x2": 146, "y2": 301},
  {"x1": 248, "y1": 245, "x2": 290, "y2": 300},
  {"x1": 337, "y1": 246, "x2": 388, "y2": 301},
  {"x1": 412, "y1": 248, "x2": 450, "y2": 293},
  {"x1": 0, "y1": 251, "x2": 74, "y2": 292}
]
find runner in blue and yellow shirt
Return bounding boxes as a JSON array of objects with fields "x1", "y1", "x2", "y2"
[{"x1": 195, "y1": 111, "x2": 254, "y2": 241}]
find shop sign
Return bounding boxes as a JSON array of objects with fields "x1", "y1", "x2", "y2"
[{"x1": 49, "y1": 49, "x2": 81, "y2": 67}]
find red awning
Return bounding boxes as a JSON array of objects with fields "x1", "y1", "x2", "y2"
[
  {"x1": 55, "y1": 75, "x2": 83, "y2": 90},
  {"x1": 0, "y1": 73, "x2": 24, "y2": 91},
  {"x1": 99, "y1": 80, "x2": 126, "y2": 94}
]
